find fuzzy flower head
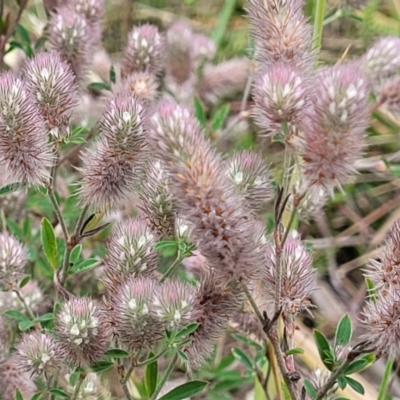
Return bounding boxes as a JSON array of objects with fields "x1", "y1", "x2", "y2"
[
  {"x1": 114, "y1": 71, "x2": 159, "y2": 106},
  {"x1": 225, "y1": 150, "x2": 272, "y2": 213},
  {"x1": 0, "y1": 233, "x2": 28, "y2": 291},
  {"x1": 139, "y1": 159, "x2": 175, "y2": 239},
  {"x1": 103, "y1": 218, "x2": 158, "y2": 292},
  {"x1": 247, "y1": 0, "x2": 313, "y2": 69},
  {"x1": 253, "y1": 63, "x2": 308, "y2": 135},
  {"x1": 153, "y1": 280, "x2": 197, "y2": 331},
  {"x1": 192, "y1": 33, "x2": 216, "y2": 67},
  {"x1": 361, "y1": 37, "x2": 400, "y2": 83},
  {"x1": 79, "y1": 93, "x2": 146, "y2": 211},
  {"x1": 183, "y1": 276, "x2": 242, "y2": 370},
  {"x1": 149, "y1": 101, "x2": 266, "y2": 285},
  {"x1": 55, "y1": 297, "x2": 108, "y2": 366},
  {"x1": 301, "y1": 64, "x2": 369, "y2": 194},
  {"x1": 24, "y1": 51, "x2": 78, "y2": 139},
  {"x1": 362, "y1": 290, "x2": 400, "y2": 357},
  {"x1": 121, "y1": 24, "x2": 163, "y2": 78},
  {"x1": 70, "y1": 0, "x2": 104, "y2": 25},
  {"x1": 366, "y1": 219, "x2": 400, "y2": 293},
  {"x1": 263, "y1": 237, "x2": 316, "y2": 315},
  {"x1": 16, "y1": 331, "x2": 62, "y2": 376},
  {"x1": 0, "y1": 356, "x2": 36, "y2": 400},
  {"x1": 110, "y1": 277, "x2": 164, "y2": 350},
  {"x1": 0, "y1": 72, "x2": 54, "y2": 186},
  {"x1": 49, "y1": 6, "x2": 89, "y2": 79}
]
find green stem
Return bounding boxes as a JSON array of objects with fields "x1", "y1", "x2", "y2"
[
  {"x1": 71, "y1": 375, "x2": 85, "y2": 400},
  {"x1": 48, "y1": 190, "x2": 69, "y2": 241},
  {"x1": 316, "y1": 359, "x2": 351, "y2": 400},
  {"x1": 134, "y1": 348, "x2": 169, "y2": 368},
  {"x1": 59, "y1": 246, "x2": 72, "y2": 286},
  {"x1": 14, "y1": 289, "x2": 41, "y2": 330},
  {"x1": 121, "y1": 381, "x2": 132, "y2": 400},
  {"x1": 150, "y1": 351, "x2": 179, "y2": 400},
  {"x1": 377, "y1": 358, "x2": 394, "y2": 400},
  {"x1": 160, "y1": 251, "x2": 183, "y2": 283},
  {"x1": 73, "y1": 204, "x2": 90, "y2": 238},
  {"x1": 312, "y1": 0, "x2": 326, "y2": 53}
]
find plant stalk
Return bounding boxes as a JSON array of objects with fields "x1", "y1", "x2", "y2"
[
  {"x1": 150, "y1": 351, "x2": 179, "y2": 400},
  {"x1": 312, "y1": 0, "x2": 326, "y2": 53},
  {"x1": 316, "y1": 359, "x2": 351, "y2": 400}
]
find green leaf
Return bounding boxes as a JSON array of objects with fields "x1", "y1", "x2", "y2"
[
  {"x1": 35, "y1": 313, "x2": 54, "y2": 323},
  {"x1": 87, "y1": 81, "x2": 111, "y2": 91},
  {"x1": 19, "y1": 275, "x2": 30, "y2": 288},
  {"x1": 19, "y1": 320, "x2": 34, "y2": 331},
  {"x1": 41, "y1": 217, "x2": 58, "y2": 270},
  {"x1": 4, "y1": 309, "x2": 30, "y2": 322},
  {"x1": 30, "y1": 393, "x2": 43, "y2": 400},
  {"x1": 104, "y1": 349, "x2": 130, "y2": 358},
  {"x1": 212, "y1": 103, "x2": 230, "y2": 131},
  {"x1": 69, "y1": 258, "x2": 99, "y2": 274},
  {"x1": 91, "y1": 361, "x2": 115, "y2": 373},
  {"x1": 303, "y1": 379, "x2": 317, "y2": 398},
  {"x1": 178, "y1": 349, "x2": 189, "y2": 362},
  {"x1": 34, "y1": 36, "x2": 46, "y2": 51},
  {"x1": 211, "y1": 0, "x2": 236, "y2": 48},
  {"x1": 344, "y1": 358, "x2": 369, "y2": 375},
  {"x1": 333, "y1": 398, "x2": 350, "y2": 400},
  {"x1": 145, "y1": 351, "x2": 158, "y2": 397},
  {"x1": 155, "y1": 241, "x2": 178, "y2": 250},
  {"x1": 16, "y1": 389, "x2": 23, "y2": 400},
  {"x1": 158, "y1": 380, "x2": 208, "y2": 400},
  {"x1": 338, "y1": 375, "x2": 347, "y2": 390},
  {"x1": 68, "y1": 136, "x2": 86, "y2": 144},
  {"x1": 49, "y1": 388, "x2": 69, "y2": 398},
  {"x1": 0, "y1": 182, "x2": 25, "y2": 196},
  {"x1": 231, "y1": 333, "x2": 263, "y2": 351},
  {"x1": 313, "y1": 330, "x2": 334, "y2": 371},
  {"x1": 285, "y1": 347, "x2": 304, "y2": 356},
  {"x1": 344, "y1": 377, "x2": 364, "y2": 394},
  {"x1": 69, "y1": 370, "x2": 80, "y2": 386},
  {"x1": 16, "y1": 24, "x2": 30, "y2": 45},
  {"x1": 231, "y1": 348, "x2": 253, "y2": 370},
  {"x1": 194, "y1": 97, "x2": 206, "y2": 127},
  {"x1": 109, "y1": 65, "x2": 116, "y2": 84},
  {"x1": 334, "y1": 315, "x2": 352, "y2": 346},
  {"x1": 365, "y1": 277, "x2": 376, "y2": 302},
  {"x1": 70, "y1": 244, "x2": 82, "y2": 264},
  {"x1": 175, "y1": 322, "x2": 199, "y2": 340}
]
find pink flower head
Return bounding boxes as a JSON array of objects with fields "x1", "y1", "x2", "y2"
[
  {"x1": 0, "y1": 232, "x2": 28, "y2": 291},
  {"x1": 252, "y1": 62, "x2": 309, "y2": 135},
  {"x1": 49, "y1": 6, "x2": 90, "y2": 79},
  {"x1": 121, "y1": 24, "x2": 164, "y2": 78},
  {"x1": 225, "y1": 150, "x2": 272, "y2": 213},
  {"x1": 138, "y1": 158, "x2": 176, "y2": 239},
  {"x1": 247, "y1": 0, "x2": 313, "y2": 69},
  {"x1": 55, "y1": 297, "x2": 108, "y2": 366},
  {"x1": 302, "y1": 63, "x2": 369, "y2": 194},
  {"x1": 0, "y1": 72, "x2": 54, "y2": 186},
  {"x1": 110, "y1": 276, "x2": 164, "y2": 350},
  {"x1": 24, "y1": 51, "x2": 78, "y2": 138},
  {"x1": 263, "y1": 237, "x2": 316, "y2": 315},
  {"x1": 103, "y1": 218, "x2": 158, "y2": 292},
  {"x1": 16, "y1": 331, "x2": 63, "y2": 376}
]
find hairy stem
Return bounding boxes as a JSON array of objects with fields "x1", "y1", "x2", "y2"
[
  {"x1": 121, "y1": 380, "x2": 132, "y2": 400},
  {"x1": 150, "y1": 351, "x2": 179, "y2": 400},
  {"x1": 312, "y1": 0, "x2": 326, "y2": 53},
  {"x1": 241, "y1": 281, "x2": 299, "y2": 400},
  {"x1": 134, "y1": 348, "x2": 169, "y2": 368},
  {"x1": 48, "y1": 190, "x2": 69, "y2": 242}
]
